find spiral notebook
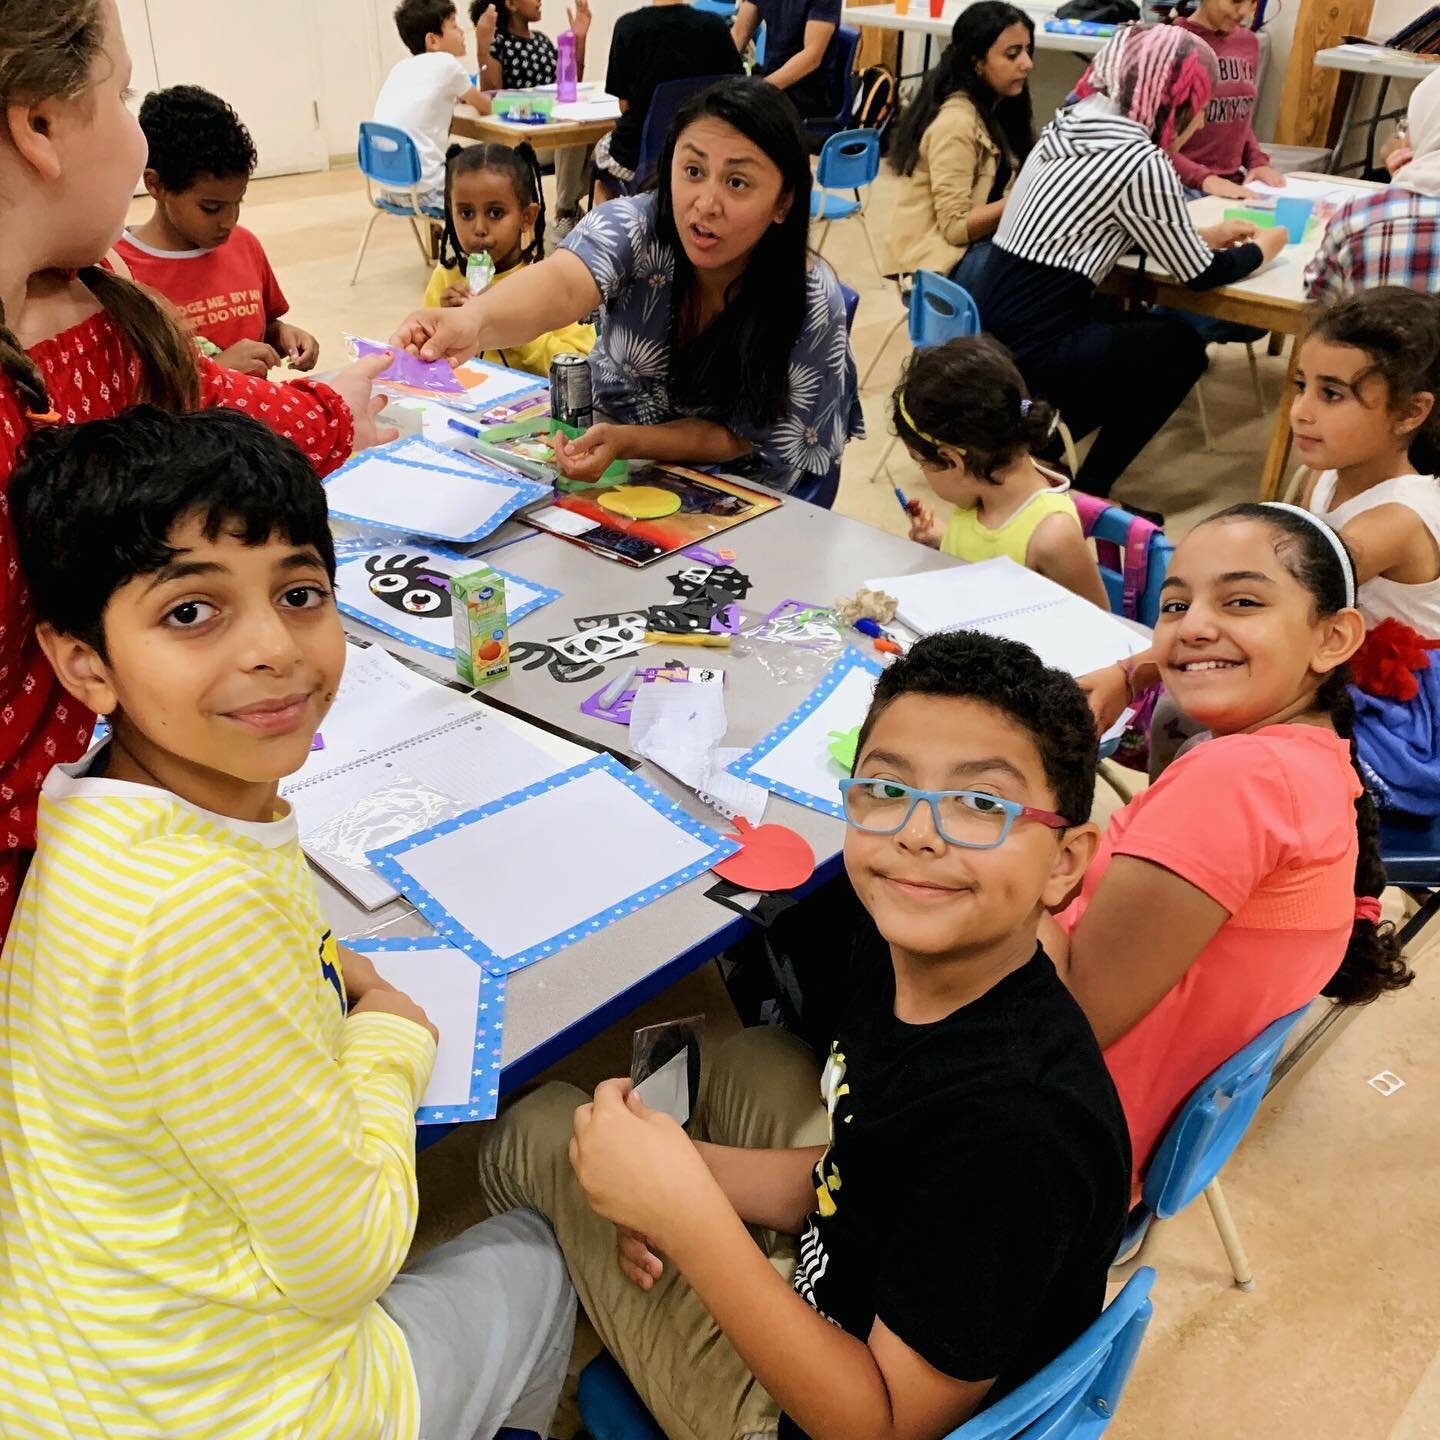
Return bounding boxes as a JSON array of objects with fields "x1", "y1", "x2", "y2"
[{"x1": 865, "y1": 557, "x2": 1147, "y2": 678}]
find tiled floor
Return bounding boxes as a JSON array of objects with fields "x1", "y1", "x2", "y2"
[{"x1": 161, "y1": 167, "x2": 1440, "y2": 1440}]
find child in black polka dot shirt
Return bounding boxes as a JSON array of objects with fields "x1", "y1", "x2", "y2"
[{"x1": 471, "y1": 0, "x2": 592, "y2": 228}]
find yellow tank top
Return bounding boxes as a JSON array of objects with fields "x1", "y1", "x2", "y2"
[{"x1": 941, "y1": 482, "x2": 1082, "y2": 566}]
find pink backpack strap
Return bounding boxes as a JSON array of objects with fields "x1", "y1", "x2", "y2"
[{"x1": 1071, "y1": 493, "x2": 1160, "y2": 621}]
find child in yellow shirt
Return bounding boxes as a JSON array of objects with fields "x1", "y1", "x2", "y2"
[
  {"x1": 893, "y1": 336, "x2": 1111, "y2": 610},
  {"x1": 0, "y1": 407, "x2": 573, "y2": 1440},
  {"x1": 424, "y1": 141, "x2": 596, "y2": 375}
]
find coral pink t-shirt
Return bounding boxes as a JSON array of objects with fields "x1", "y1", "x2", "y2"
[{"x1": 1061, "y1": 725, "x2": 1359, "y2": 1187}]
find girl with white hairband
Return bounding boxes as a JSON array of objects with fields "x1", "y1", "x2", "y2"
[
  {"x1": 889, "y1": 334, "x2": 1110, "y2": 609},
  {"x1": 1045, "y1": 501, "x2": 1412, "y2": 1194}
]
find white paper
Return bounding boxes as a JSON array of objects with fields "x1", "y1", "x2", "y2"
[
  {"x1": 366, "y1": 943, "x2": 485, "y2": 1109},
  {"x1": 634, "y1": 1049, "x2": 690, "y2": 1125},
  {"x1": 865, "y1": 557, "x2": 1147, "y2": 678},
  {"x1": 743, "y1": 663, "x2": 879, "y2": 813},
  {"x1": 550, "y1": 97, "x2": 622, "y2": 122},
  {"x1": 325, "y1": 454, "x2": 535, "y2": 542},
  {"x1": 289, "y1": 709, "x2": 573, "y2": 908},
  {"x1": 529, "y1": 505, "x2": 600, "y2": 537},
  {"x1": 385, "y1": 438, "x2": 491, "y2": 474},
  {"x1": 295, "y1": 645, "x2": 474, "y2": 782},
  {"x1": 391, "y1": 767, "x2": 717, "y2": 964},
  {"x1": 629, "y1": 681, "x2": 767, "y2": 826},
  {"x1": 335, "y1": 543, "x2": 553, "y2": 653},
  {"x1": 1247, "y1": 177, "x2": 1360, "y2": 205}
]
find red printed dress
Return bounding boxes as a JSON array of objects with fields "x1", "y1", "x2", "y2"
[{"x1": 0, "y1": 310, "x2": 355, "y2": 936}]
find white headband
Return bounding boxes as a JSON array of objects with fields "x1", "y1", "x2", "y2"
[{"x1": 1261, "y1": 502, "x2": 1357, "y2": 610}]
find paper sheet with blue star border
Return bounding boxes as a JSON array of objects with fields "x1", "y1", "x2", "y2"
[
  {"x1": 368, "y1": 755, "x2": 739, "y2": 978},
  {"x1": 345, "y1": 936, "x2": 507, "y2": 1124},
  {"x1": 333, "y1": 538, "x2": 562, "y2": 656},
  {"x1": 323, "y1": 450, "x2": 550, "y2": 544},
  {"x1": 726, "y1": 649, "x2": 884, "y2": 818}
]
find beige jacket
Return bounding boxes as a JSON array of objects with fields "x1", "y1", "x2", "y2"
[{"x1": 883, "y1": 93, "x2": 1010, "y2": 277}]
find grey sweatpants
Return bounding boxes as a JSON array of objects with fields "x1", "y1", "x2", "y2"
[{"x1": 380, "y1": 1207, "x2": 577, "y2": 1440}]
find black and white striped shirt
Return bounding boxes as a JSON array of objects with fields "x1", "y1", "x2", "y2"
[{"x1": 994, "y1": 97, "x2": 1214, "y2": 285}]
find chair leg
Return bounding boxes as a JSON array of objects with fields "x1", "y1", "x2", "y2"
[
  {"x1": 407, "y1": 215, "x2": 431, "y2": 265},
  {"x1": 1195, "y1": 377, "x2": 1215, "y2": 452},
  {"x1": 860, "y1": 315, "x2": 906, "y2": 391},
  {"x1": 350, "y1": 209, "x2": 382, "y2": 286},
  {"x1": 1267, "y1": 330, "x2": 1286, "y2": 357},
  {"x1": 858, "y1": 213, "x2": 886, "y2": 284},
  {"x1": 814, "y1": 221, "x2": 831, "y2": 257},
  {"x1": 874, "y1": 434, "x2": 900, "y2": 485},
  {"x1": 1203, "y1": 1177, "x2": 1255, "y2": 1292},
  {"x1": 1245, "y1": 342, "x2": 1266, "y2": 415}
]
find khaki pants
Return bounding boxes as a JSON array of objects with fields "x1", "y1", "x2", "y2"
[{"x1": 479, "y1": 1028, "x2": 830, "y2": 1440}]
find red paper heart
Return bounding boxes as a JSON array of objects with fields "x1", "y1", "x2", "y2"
[{"x1": 712, "y1": 817, "x2": 816, "y2": 892}]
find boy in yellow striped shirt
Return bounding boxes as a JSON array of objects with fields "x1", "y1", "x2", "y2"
[{"x1": 0, "y1": 407, "x2": 574, "y2": 1440}]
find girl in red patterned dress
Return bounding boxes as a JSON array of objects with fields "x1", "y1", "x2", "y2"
[{"x1": 0, "y1": 0, "x2": 397, "y2": 933}]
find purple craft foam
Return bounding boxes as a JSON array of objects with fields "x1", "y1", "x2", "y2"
[{"x1": 350, "y1": 336, "x2": 465, "y2": 395}]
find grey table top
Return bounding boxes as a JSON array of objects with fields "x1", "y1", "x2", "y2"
[{"x1": 322, "y1": 489, "x2": 955, "y2": 1078}]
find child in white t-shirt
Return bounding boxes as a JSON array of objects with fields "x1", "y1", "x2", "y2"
[{"x1": 374, "y1": 0, "x2": 493, "y2": 209}]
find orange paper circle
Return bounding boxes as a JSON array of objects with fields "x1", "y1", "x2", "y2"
[{"x1": 598, "y1": 485, "x2": 682, "y2": 520}]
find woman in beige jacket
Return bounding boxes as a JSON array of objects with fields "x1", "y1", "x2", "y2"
[{"x1": 884, "y1": 1, "x2": 1036, "y2": 289}]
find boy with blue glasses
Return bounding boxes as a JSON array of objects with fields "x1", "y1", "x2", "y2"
[{"x1": 481, "y1": 630, "x2": 1131, "y2": 1440}]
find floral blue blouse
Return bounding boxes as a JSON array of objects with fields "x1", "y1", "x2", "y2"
[{"x1": 561, "y1": 194, "x2": 864, "y2": 492}]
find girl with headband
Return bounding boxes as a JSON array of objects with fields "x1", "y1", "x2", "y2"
[
  {"x1": 965, "y1": 22, "x2": 1289, "y2": 501},
  {"x1": 1048, "y1": 502, "x2": 1411, "y2": 1193},
  {"x1": 889, "y1": 334, "x2": 1109, "y2": 608}
]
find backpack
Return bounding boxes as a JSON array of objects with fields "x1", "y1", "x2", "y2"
[{"x1": 852, "y1": 64, "x2": 897, "y2": 138}]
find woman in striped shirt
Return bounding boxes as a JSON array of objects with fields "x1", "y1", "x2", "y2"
[{"x1": 969, "y1": 23, "x2": 1287, "y2": 499}]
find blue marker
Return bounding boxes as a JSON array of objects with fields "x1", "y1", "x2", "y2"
[
  {"x1": 852, "y1": 617, "x2": 890, "y2": 641},
  {"x1": 892, "y1": 485, "x2": 913, "y2": 516},
  {"x1": 447, "y1": 416, "x2": 484, "y2": 440}
]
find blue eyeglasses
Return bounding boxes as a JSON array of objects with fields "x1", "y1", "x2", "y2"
[{"x1": 837, "y1": 778, "x2": 1071, "y2": 849}]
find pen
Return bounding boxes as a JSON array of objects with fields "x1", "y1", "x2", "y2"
[
  {"x1": 852, "y1": 617, "x2": 893, "y2": 641},
  {"x1": 643, "y1": 632, "x2": 731, "y2": 648},
  {"x1": 447, "y1": 417, "x2": 485, "y2": 440},
  {"x1": 892, "y1": 485, "x2": 914, "y2": 516}
]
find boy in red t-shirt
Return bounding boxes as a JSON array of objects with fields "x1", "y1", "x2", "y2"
[{"x1": 116, "y1": 86, "x2": 319, "y2": 378}]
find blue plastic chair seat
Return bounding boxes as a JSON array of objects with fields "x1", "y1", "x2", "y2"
[
  {"x1": 811, "y1": 191, "x2": 862, "y2": 222},
  {"x1": 578, "y1": 1269, "x2": 1156, "y2": 1440},
  {"x1": 375, "y1": 195, "x2": 445, "y2": 220},
  {"x1": 1379, "y1": 810, "x2": 1440, "y2": 887}
]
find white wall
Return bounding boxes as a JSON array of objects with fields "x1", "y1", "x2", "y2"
[{"x1": 1254, "y1": 0, "x2": 1422, "y2": 145}]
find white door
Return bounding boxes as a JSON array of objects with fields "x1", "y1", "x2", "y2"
[{"x1": 143, "y1": 0, "x2": 328, "y2": 177}]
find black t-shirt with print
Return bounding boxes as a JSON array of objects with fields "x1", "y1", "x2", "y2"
[
  {"x1": 779, "y1": 944, "x2": 1131, "y2": 1440},
  {"x1": 493, "y1": 28, "x2": 558, "y2": 88},
  {"x1": 604, "y1": 6, "x2": 744, "y2": 172}
]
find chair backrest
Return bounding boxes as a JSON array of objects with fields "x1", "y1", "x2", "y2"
[
  {"x1": 815, "y1": 127, "x2": 881, "y2": 192},
  {"x1": 944, "y1": 1269, "x2": 1157, "y2": 1440},
  {"x1": 634, "y1": 75, "x2": 732, "y2": 187},
  {"x1": 908, "y1": 269, "x2": 982, "y2": 349},
  {"x1": 1380, "y1": 810, "x2": 1440, "y2": 886},
  {"x1": 1069, "y1": 493, "x2": 1174, "y2": 626},
  {"x1": 803, "y1": 25, "x2": 861, "y2": 136},
  {"x1": 838, "y1": 280, "x2": 860, "y2": 334},
  {"x1": 1143, "y1": 1006, "x2": 1310, "y2": 1219},
  {"x1": 357, "y1": 122, "x2": 423, "y2": 188}
]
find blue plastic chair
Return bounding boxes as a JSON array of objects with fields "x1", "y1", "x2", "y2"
[
  {"x1": 803, "y1": 24, "x2": 861, "y2": 147},
  {"x1": 351, "y1": 122, "x2": 446, "y2": 285},
  {"x1": 619, "y1": 75, "x2": 732, "y2": 194},
  {"x1": 810, "y1": 128, "x2": 883, "y2": 281},
  {"x1": 1069, "y1": 493, "x2": 1174, "y2": 628},
  {"x1": 1379, "y1": 811, "x2": 1440, "y2": 949},
  {"x1": 576, "y1": 1268, "x2": 1156, "y2": 1440},
  {"x1": 1113, "y1": 1005, "x2": 1310, "y2": 1292},
  {"x1": 692, "y1": 0, "x2": 737, "y2": 13},
  {"x1": 875, "y1": 270, "x2": 983, "y2": 483}
]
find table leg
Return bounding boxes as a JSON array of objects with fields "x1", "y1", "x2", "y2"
[{"x1": 1259, "y1": 342, "x2": 1300, "y2": 501}]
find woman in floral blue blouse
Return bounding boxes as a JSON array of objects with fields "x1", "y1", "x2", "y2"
[{"x1": 392, "y1": 78, "x2": 863, "y2": 503}]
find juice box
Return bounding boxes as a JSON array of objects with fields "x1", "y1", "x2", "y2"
[{"x1": 452, "y1": 567, "x2": 510, "y2": 687}]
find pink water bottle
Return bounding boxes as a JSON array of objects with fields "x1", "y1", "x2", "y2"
[{"x1": 556, "y1": 31, "x2": 578, "y2": 103}]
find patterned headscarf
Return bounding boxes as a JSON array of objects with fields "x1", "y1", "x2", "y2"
[{"x1": 1074, "y1": 22, "x2": 1219, "y2": 152}]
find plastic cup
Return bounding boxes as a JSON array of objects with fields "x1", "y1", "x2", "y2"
[
  {"x1": 1274, "y1": 196, "x2": 1316, "y2": 245},
  {"x1": 928, "y1": 0, "x2": 943, "y2": 16},
  {"x1": 894, "y1": 0, "x2": 909, "y2": 14}
]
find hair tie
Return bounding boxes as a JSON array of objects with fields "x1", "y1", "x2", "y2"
[
  {"x1": 1260, "y1": 502, "x2": 1357, "y2": 610},
  {"x1": 897, "y1": 392, "x2": 964, "y2": 454},
  {"x1": 1354, "y1": 896, "x2": 1383, "y2": 925},
  {"x1": 1019, "y1": 398, "x2": 1032, "y2": 416}
]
